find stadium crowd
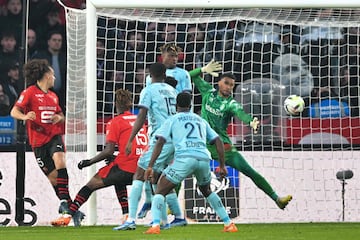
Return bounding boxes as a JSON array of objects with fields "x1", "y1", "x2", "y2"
[{"x1": 0, "y1": 3, "x2": 359, "y2": 141}]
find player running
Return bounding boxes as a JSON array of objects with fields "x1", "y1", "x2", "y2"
[
  {"x1": 144, "y1": 92, "x2": 238, "y2": 234},
  {"x1": 51, "y1": 89, "x2": 148, "y2": 227},
  {"x1": 10, "y1": 59, "x2": 79, "y2": 225},
  {"x1": 189, "y1": 60, "x2": 292, "y2": 210}
]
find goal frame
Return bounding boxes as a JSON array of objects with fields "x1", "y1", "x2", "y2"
[{"x1": 83, "y1": 0, "x2": 359, "y2": 225}]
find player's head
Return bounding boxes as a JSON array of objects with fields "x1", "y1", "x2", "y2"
[
  {"x1": 176, "y1": 92, "x2": 192, "y2": 111},
  {"x1": 149, "y1": 62, "x2": 166, "y2": 82},
  {"x1": 115, "y1": 89, "x2": 132, "y2": 113},
  {"x1": 24, "y1": 59, "x2": 54, "y2": 88},
  {"x1": 160, "y1": 43, "x2": 182, "y2": 69},
  {"x1": 165, "y1": 76, "x2": 178, "y2": 89},
  {"x1": 218, "y1": 73, "x2": 236, "y2": 98}
]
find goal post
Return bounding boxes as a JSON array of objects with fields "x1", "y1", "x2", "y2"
[{"x1": 61, "y1": 0, "x2": 360, "y2": 225}]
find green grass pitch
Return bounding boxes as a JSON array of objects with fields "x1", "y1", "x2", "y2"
[{"x1": 1, "y1": 223, "x2": 360, "y2": 240}]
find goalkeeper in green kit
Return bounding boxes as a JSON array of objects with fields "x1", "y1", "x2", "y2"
[{"x1": 189, "y1": 60, "x2": 292, "y2": 210}]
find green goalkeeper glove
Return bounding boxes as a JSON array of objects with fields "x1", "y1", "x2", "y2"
[
  {"x1": 250, "y1": 117, "x2": 259, "y2": 134},
  {"x1": 201, "y1": 59, "x2": 222, "y2": 77}
]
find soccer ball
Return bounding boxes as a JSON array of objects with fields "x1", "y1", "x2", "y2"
[{"x1": 284, "y1": 95, "x2": 305, "y2": 115}]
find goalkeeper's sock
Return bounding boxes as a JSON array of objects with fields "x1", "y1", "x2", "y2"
[
  {"x1": 144, "y1": 181, "x2": 153, "y2": 204},
  {"x1": 206, "y1": 192, "x2": 231, "y2": 225},
  {"x1": 271, "y1": 192, "x2": 279, "y2": 202},
  {"x1": 166, "y1": 192, "x2": 183, "y2": 219},
  {"x1": 56, "y1": 168, "x2": 71, "y2": 202},
  {"x1": 115, "y1": 184, "x2": 129, "y2": 214},
  {"x1": 69, "y1": 186, "x2": 93, "y2": 214},
  {"x1": 151, "y1": 194, "x2": 165, "y2": 226},
  {"x1": 128, "y1": 180, "x2": 144, "y2": 221}
]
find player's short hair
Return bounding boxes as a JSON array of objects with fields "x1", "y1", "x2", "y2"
[
  {"x1": 24, "y1": 59, "x2": 51, "y2": 85},
  {"x1": 219, "y1": 73, "x2": 236, "y2": 81},
  {"x1": 159, "y1": 43, "x2": 182, "y2": 54},
  {"x1": 177, "y1": 92, "x2": 192, "y2": 108},
  {"x1": 149, "y1": 62, "x2": 166, "y2": 79},
  {"x1": 165, "y1": 76, "x2": 178, "y2": 88},
  {"x1": 115, "y1": 89, "x2": 132, "y2": 110}
]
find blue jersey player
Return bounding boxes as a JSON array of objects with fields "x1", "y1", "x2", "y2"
[
  {"x1": 144, "y1": 92, "x2": 238, "y2": 234},
  {"x1": 145, "y1": 43, "x2": 191, "y2": 94},
  {"x1": 113, "y1": 63, "x2": 185, "y2": 231}
]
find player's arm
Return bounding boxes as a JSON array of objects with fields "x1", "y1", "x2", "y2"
[
  {"x1": 210, "y1": 136, "x2": 228, "y2": 179},
  {"x1": 51, "y1": 112, "x2": 65, "y2": 124},
  {"x1": 189, "y1": 68, "x2": 212, "y2": 94},
  {"x1": 10, "y1": 105, "x2": 35, "y2": 121},
  {"x1": 125, "y1": 107, "x2": 148, "y2": 155},
  {"x1": 78, "y1": 142, "x2": 116, "y2": 169},
  {"x1": 231, "y1": 101, "x2": 259, "y2": 133},
  {"x1": 189, "y1": 60, "x2": 222, "y2": 93}
]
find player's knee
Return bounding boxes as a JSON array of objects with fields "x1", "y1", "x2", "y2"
[{"x1": 198, "y1": 184, "x2": 212, "y2": 197}]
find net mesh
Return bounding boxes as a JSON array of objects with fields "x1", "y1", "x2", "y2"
[{"x1": 63, "y1": 6, "x2": 360, "y2": 223}]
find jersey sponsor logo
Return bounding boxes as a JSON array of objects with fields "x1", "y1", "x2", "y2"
[
  {"x1": 205, "y1": 104, "x2": 224, "y2": 117},
  {"x1": 56, "y1": 144, "x2": 63, "y2": 150},
  {"x1": 40, "y1": 111, "x2": 55, "y2": 123}
]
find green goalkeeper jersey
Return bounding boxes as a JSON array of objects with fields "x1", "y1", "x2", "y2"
[{"x1": 190, "y1": 68, "x2": 253, "y2": 144}]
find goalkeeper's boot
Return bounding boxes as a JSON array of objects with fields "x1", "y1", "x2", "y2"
[
  {"x1": 276, "y1": 195, "x2": 293, "y2": 210},
  {"x1": 51, "y1": 214, "x2": 72, "y2": 227},
  {"x1": 170, "y1": 218, "x2": 188, "y2": 227},
  {"x1": 144, "y1": 225, "x2": 160, "y2": 234},
  {"x1": 137, "y1": 202, "x2": 151, "y2": 219},
  {"x1": 58, "y1": 201, "x2": 70, "y2": 214},
  {"x1": 223, "y1": 223, "x2": 238, "y2": 232},
  {"x1": 113, "y1": 220, "x2": 136, "y2": 231},
  {"x1": 73, "y1": 210, "x2": 85, "y2": 227}
]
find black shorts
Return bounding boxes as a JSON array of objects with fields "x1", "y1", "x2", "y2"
[
  {"x1": 102, "y1": 165, "x2": 134, "y2": 187},
  {"x1": 33, "y1": 135, "x2": 65, "y2": 176}
]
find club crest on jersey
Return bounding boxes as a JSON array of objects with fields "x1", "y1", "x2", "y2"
[
  {"x1": 219, "y1": 103, "x2": 225, "y2": 111},
  {"x1": 208, "y1": 96, "x2": 214, "y2": 103}
]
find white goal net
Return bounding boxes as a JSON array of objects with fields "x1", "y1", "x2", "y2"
[{"x1": 62, "y1": 2, "x2": 360, "y2": 224}]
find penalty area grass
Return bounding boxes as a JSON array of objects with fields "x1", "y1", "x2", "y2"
[{"x1": 1, "y1": 222, "x2": 359, "y2": 240}]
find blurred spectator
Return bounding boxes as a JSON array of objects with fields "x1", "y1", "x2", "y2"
[
  {"x1": 0, "y1": 30, "x2": 20, "y2": 70},
  {"x1": 275, "y1": 25, "x2": 300, "y2": 55},
  {"x1": 272, "y1": 53, "x2": 314, "y2": 98},
  {"x1": 0, "y1": 0, "x2": 22, "y2": 43},
  {"x1": 35, "y1": 5, "x2": 66, "y2": 51},
  {"x1": 0, "y1": 61, "x2": 19, "y2": 107},
  {"x1": 338, "y1": 65, "x2": 360, "y2": 116},
  {"x1": 306, "y1": 78, "x2": 350, "y2": 118},
  {"x1": 156, "y1": 23, "x2": 186, "y2": 55},
  {"x1": 184, "y1": 24, "x2": 206, "y2": 71},
  {"x1": 117, "y1": 31, "x2": 146, "y2": 73},
  {"x1": 126, "y1": 63, "x2": 147, "y2": 105},
  {"x1": 0, "y1": 0, "x2": 6, "y2": 16},
  {"x1": 0, "y1": 82, "x2": 10, "y2": 116},
  {"x1": 29, "y1": 0, "x2": 54, "y2": 33},
  {"x1": 32, "y1": 31, "x2": 67, "y2": 112},
  {"x1": 27, "y1": 28, "x2": 39, "y2": 59},
  {"x1": 96, "y1": 38, "x2": 115, "y2": 116}
]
